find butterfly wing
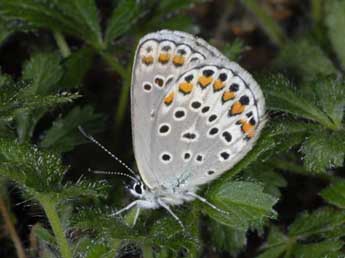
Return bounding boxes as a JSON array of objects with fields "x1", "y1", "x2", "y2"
[
  {"x1": 150, "y1": 60, "x2": 265, "y2": 188},
  {"x1": 131, "y1": 30, "x2": 224, "y2": 188}
]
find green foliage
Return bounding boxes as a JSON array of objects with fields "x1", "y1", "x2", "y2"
[
  {"x1": 40, "y1": 106, "x2": 104, "y2": 152},
  {"x1": 206, "y1": 181, "x2": 278, "y2": 231},
  {"x1": 105, "y1": 0, "x2": 142, "y2": 46},
  {"x1": 320, "y1": 179, "x2": 345, "y2": 209},
  {"x1": 258, "y1": 208, "x2": 345, "y2": 258},
  {"x1": 301, "y1": 128, "x2": 345, "y2": 173},
  {"x1": 274, "y1": 39, "x2": 337, "y2": 81},
  {"x1": 0, "y1": 0, "x2": 103, "y2": 49}
]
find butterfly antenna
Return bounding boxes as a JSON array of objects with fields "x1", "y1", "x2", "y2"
[
  {"x1": 78, "y1": 126, "x2": 138, "y2": 178},
  {"x1": 88, "y1": 168, "x2": 139, "y2": 182}
]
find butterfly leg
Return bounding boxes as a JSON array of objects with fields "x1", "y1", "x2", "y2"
[
  {"x1": 112, "y1": 200, "x2": 138, "y2": 216},
  {"x1": 157, "y1": 199, "x2": 185, "y2": 230},
  {"x1": 132, "y1": 207, "x2": 141, "y2": 226},
  {"x1": 186, "y1": 192, "x2": 229, "y2": 215}
]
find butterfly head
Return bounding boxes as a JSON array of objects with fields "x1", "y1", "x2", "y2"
[{"x1": 129, "y1": 181, "x2": 147, "y2": 198}]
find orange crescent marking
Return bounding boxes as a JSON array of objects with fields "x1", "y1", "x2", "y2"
[
  {"x1": 179, "y1": 82, "x2": 193, "y2": 94},
  {"x1": 173, "y1": 55, "x2": 185, "y2": 66},
  {"x1": 164, "y1": 92, "x2": 175, "y2": 105},
  {"x1": 213, "y1": 79, "x2": 224, "y2": 91},
  {"x1": 222, "y1": 91, "x2": 235, "y2": 102},
  {"x1": 198, "y1": 76, "x2": 213, "y2": 88},
  {"x1": 158, "y1": 53, "x2": 170, "y2": 64},
  {"x1": 230, "y1": 102, "x2": 245, "y2": 115}
]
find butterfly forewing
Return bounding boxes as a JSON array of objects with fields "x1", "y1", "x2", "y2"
[
  {"x1": 131, "y1": 30, "x2": 265, "y2": 189},
  {"x1": 131, "y1": 30, "x2": 225, "y2": 188}
]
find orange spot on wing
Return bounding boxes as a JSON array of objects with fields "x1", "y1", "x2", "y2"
[
  {"x1": 240, "y1": 119, "x2": 255, "y2": 139},
  {"x1": 164, "y1": 92, "x2": 175, "y2": 105},
  {"x1": 142, "y1": 55, "x2": 154, "y2": 65},
  {"x1": 213, "y1": 79, "x2": 224, "y2": 91},
  {"x1": 173, "y1": 55, "x2": 185, "y2": 66},
  {"x1": 222, "y1": 91, "x2": 235, "y2": 102},
  {"x1": 198, "y1": 76, "x2": 213, "y2": 88},
  {"x1": 230, "y1": 102, "x2": 245, "y2": 115},
  {"x1": 158, "y1": 53, "x2": 170, "y2": 64},
  {"x1": 179, "y1": 82, "x2": 193, "y2": 94}
]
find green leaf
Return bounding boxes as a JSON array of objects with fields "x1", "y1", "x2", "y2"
[
  {"x1": 105, "y1": 0, "x2": 141, "y2": 46},
  {"x1": 301, "y1": 129, "x2": 345, "y2": 173},
  {"x1": 22, "y1": 52, "x2": 63, "y2": 95},
  {"x1": 210, "y1": 220, "x2": 247, "y2": 256},
  {"x1": 326, "y1": 0, "x2": 345, "y2": 70},
  {"x1": 311, "y1": 77, "x2": 345, "y2": 128},
  {"x1": 59, "y1": 47, "x2": 95, "y2": 89},
  {"x1": 40, "y1": 106, "x2": 105, "y2": 152},
  {"x1": 288, "y1": 207, "x2": 345, "y2": 239},
  {"x1": 320, "y1": 179, "x2": 345, "y2": 209},
  {"x1": 292, "y1": 240, "x2": 343, "y2": 258},
  {"x1": 0, "y1": 138, "x2": 64, "y2": 194},
  {"x1": 242, "y1": 163, "x2": 287, "y2": 197},
  {"x1": 274, "y1": 39, "x2": 337, "y2": 81},
  {"x1": 206, "y1": 181, "x2": 278, "y2": 231},
  {"x1": 0, "y1": 0, "x2": 103, "y2": 49},
  {"x1": 260, "y1": 74, "x2": 337, "y2": 129}
]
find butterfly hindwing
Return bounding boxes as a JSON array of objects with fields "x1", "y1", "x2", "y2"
[
  {"x1": 150, "y1": 60, "x2": 265, "y2": 188},
  {"x1": 131, "y1": 30, "x2": 225, "y2": 188}
]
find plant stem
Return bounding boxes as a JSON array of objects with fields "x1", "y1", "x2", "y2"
[
  {"x1": 37, "y1": 195, "x2": 72, "y2": 258},
  {"x1": 142, "y1": 244, "x2": 153, "y2": 258},
  {"x1": 0, "y1": 197, "x2": 27, "y2": 258},
  {"x1": 240, "y1": 0, "x2": 286, "y2": 47},
  {"x1": 53, "y1": 31, "x2": 71, "y2": 58}
]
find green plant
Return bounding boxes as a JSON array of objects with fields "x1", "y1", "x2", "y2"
[{"x1": 0, "y1": 1, "x2": 344, "y2": 258}]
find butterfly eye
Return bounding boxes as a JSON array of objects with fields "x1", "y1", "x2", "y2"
[{"x1": 134, "y1": 183, "x2": 142, "y2": 194}]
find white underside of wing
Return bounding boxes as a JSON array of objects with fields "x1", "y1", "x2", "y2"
[{"x1": 131, "y1": 30, "x2": 266, "y2": 190}]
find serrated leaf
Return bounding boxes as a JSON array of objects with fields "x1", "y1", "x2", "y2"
[
  {"x1": 288, "y1": 207, "x2": 345, "y2": 239},
  {"x1": 105, "y1": 0, "x2": 141, "y2": 46},
  {"x1": 274, "y1": 39, "x2": 337, "y2": 81},
  {"x1": 312, "y1": 77, "x2": 345, "y2": 128},
  {"x1": 0, "y1": 138, "x2": 64, "y2": 195},
  {"x1": 22, "y1": 52, "x2": 63, "y2": 95},
  {"x1": 0, "y1": 0, "x2": 103, "y2": 49},
  {"x1": 40, "y1": 106, "x2": 104, "y2": 152},
  {"x1": 260, "y1": 74, "x2": 336, "y2": 129},
  {"x1": 301, "y1": 129, "x2": 345, "y2": 173},
  {"x1": 320, "y1": 179, "x2": 345, "y2": 209},
  {"x1": 206, "y1": 181, "x2": 278, "y2": 231},
  {"x1": 326, "y1": 0, "x2": 345, "y2": 70}
]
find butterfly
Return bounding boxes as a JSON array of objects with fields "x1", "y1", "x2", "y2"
[{"x1": 80, "y1": 30, "x2": 265, "y2": 229}]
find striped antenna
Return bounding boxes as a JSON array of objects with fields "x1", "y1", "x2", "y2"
[
  {"x1": 78, "y1": 126, "x2": 139, "y2": 179},
  {"x1": 88, "y1": 169, "x2": 139, "y2": 182}
]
